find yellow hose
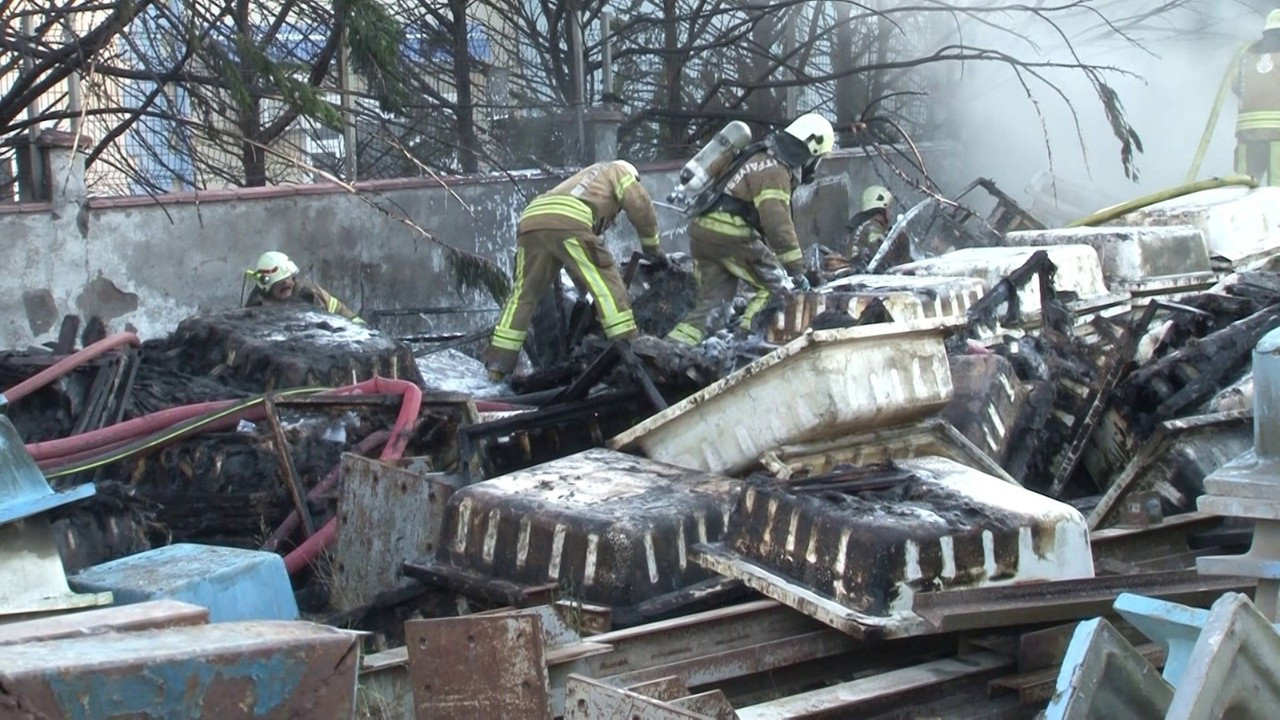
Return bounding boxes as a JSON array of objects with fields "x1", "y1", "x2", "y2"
[
  {"x1": 1066, "y1": 175, "x2": 1259, "y2": 228},
  {"x1": 1186, "y1": 43, "x2": 1251, "y2": 184}
]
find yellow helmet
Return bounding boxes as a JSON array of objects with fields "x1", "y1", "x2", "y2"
[
  {"x1": 862, "y1": 185, "x2": 893, "y2": 212},
  {"x1": 1267, "y1": 10, "x2": 1280, "y2": 32},
  {"x1": 247, "y1": 251, "x2": 299, "y2": 290}
]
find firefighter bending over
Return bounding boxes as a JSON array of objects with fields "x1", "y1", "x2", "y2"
[
  {"x1": 667, "y1": 112, "x2": 835, "y2": 345},
  {"x1": 486, "y1": 160, "x2": 666, "y2": 381},
  {"x1": 245, "y1": 251, "x2": 363, "y2": 322}
]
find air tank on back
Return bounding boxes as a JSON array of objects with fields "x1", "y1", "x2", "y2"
[{"x1": 667, "y1": 121, "x2": 752, "y2": 214}]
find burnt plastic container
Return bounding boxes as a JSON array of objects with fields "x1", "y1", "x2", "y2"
[{"x1": 440, "y1": 448, "x2": 742, "y2": 607}]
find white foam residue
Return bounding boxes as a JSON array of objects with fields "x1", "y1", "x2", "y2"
[{"x1": 416, "y1": 349, "x2": 508, "y2": 397}]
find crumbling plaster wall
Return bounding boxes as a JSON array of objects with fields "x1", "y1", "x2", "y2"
[{"x1": 0, "y1": 144, "x2": 955, "y2": 348}]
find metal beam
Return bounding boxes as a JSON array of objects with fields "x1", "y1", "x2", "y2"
[
  {"x1": 736, "y1": 651, "x2": 1012, "y2": 719},
  {"x1": 913, "y1": 570, "x2": 1254, "y2": 633}
]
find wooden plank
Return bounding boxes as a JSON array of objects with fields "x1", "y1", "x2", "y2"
[{"x1": 735, "y1": 651, "x2": 1012, "y2": 720}]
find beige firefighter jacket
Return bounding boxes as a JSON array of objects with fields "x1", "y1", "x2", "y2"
[
  {"x1": 517, "y1": 162, "x2": 660, "y2": 247},
  {"x1": 692, "y1": 151, "x2": 804, "y2": 274}
]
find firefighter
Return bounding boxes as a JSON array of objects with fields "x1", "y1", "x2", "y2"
[
  {"x1": 245, "y1": 251, "x2": 363, "y2": 322},
  {"x1": 667, "y1": 112, "x2": 835, "y2": 345},
  {"x1": 845, "y1": 185, "x2": 893, "y2": 268},
  {"x1": 485, "y1": 160, "x2": 665, "y2": 381},
  {"x1": 1236, "y1": 10, "x2": 1280, "y2": 185}
]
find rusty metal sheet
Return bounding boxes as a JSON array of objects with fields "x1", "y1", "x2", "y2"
[
  {"x1": 0, "y1": 599, "x2": 208, "y2": 646},
  {"x1": 563, "y1": 674, "x2": 715, "y2": 719},
  {"x1": 405, "y1": 611, "x2": 552, "y2": 720},
  {"x1": 332, "y1": 453, "x2": 462, "y2": 612},
  {"x1": 0, "y1": 620, "x2": 360, "y2": 718}
]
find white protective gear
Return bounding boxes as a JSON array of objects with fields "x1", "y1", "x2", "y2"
[
  {"x1": 782, "y1": 113, "x2": 836, "y2": 159},
  {"x1": 249, "y1": 251, "x2": 299, "y2": 290},
  {"x1": 862, "y1": 185, "x2": 893, "y2": 212},
  {"x1": 614, "y1": 160, "x2": 639, "y2": 178}
]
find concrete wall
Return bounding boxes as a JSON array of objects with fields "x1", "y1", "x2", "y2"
[{"x1": 0, "y1": 141, "x2": 952, "y2": 348}]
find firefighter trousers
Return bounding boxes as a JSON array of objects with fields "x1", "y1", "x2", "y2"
[
  {"x1": 667, "y1": 227, "x2": 788, "y2": 345},
  {"x1": 1236, "y1": 139, "x2": 1280, "y2": 186},
  {"x1": 487, "y1": 228, "x2": 637, "y2": 374}
]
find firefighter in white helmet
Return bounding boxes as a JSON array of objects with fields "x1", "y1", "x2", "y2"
[
  {"x1": 486, "y1": 159, "x2": 665, "y2": 381},
  {"x1": 845, "y1": 185, "x2": 893, "y2": 268},
  {"x1": 667, "y1": 112, "x2": 835, "y2": 345},
  {"x1": 245, "y1": 251, "x2": 362, "y2": 322}
]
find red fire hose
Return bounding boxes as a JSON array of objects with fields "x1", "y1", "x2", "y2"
[
  {"x1": 27, "y1": 400, "x2": 242, "y2": 462},
  {"x1": 1, "y1": 332, "x2": 140, "y2": 407},
  {"x1": 17, "y1": 365, "x2": 423, "y2": 575},
  {"x1": 261, "y1": 429, "x2": 390, "y2": 552}
]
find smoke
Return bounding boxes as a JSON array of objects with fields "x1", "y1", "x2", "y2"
[{"x1": 932, "y1": 1, "x2": 1268, "y2": 223}]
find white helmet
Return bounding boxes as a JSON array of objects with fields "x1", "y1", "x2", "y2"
[
  {"x1": 862, "y1": 185, "x2": 893, "y2": 212},
  {"x1": 613, "y1": 160, "x2": 639, "y2": 178},
  {"x1": 782, "y1": 112, "x2": 835, "y2": 160},
  {"x1": 248, "y1": 251, "x2": 299, "y2": 290}
]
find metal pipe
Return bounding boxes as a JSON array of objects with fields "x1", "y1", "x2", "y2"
[
  {"x1": 570, "y1": 4, "x2": 586, "y2": 163},
  {"x1": 21, "y1": 14, "x2": 43, "y2": 201},
  {"x1": 1254, "y1": 327, "x2": 1280, "y2": 460},
  {"x1": 601, "y1": 11, "x2": 613, "y2": 103},
  {"x1": 340, "y1": 27, "x2": 357, "y2": 181},
  {"x1": 65, "y1": 26, "x2": 82, "y2": 135}
]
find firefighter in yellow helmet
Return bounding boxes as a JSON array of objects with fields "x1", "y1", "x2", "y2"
[
  {"x1": 245, "y1": 251, "x2": 363, "y2": 322},
  {"x1": 486, "y1": 159, "x2": 665, "y2": 380},
  {"x1": 1235, "y1": 10, "x2": 1280, "y2": 184},
  {"x1": 667, "y1": 112, "x2": 835, "y2": 345},
  {"x1": 846, "y1": 185, "x2": 893, "y2": 267}
]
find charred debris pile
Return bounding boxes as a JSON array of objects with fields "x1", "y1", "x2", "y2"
[{"x1": 6, "y1": 186, "x2": 1280, "y2": 718}]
